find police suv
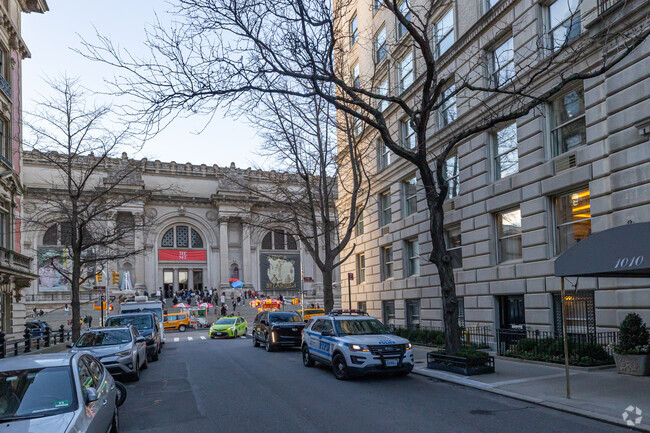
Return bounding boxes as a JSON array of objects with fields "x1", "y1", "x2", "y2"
[{"x1": 301, "y1": 310, "x2": 414, "y2": 380}]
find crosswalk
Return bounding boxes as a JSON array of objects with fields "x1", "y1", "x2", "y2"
[{"x1": 169, "y1": 335, "x2": 248, "y2": 343}]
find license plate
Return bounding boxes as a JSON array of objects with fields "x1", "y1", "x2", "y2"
[
  {"x1": 291, "y1": 328, "x2": 298, "y2": 332},
  {"x1": 385, "y1": 359, "x2": 398, "y2": 367},
  {"x1": 216, "y1": 332, "x2": 223, "y2": 336}
]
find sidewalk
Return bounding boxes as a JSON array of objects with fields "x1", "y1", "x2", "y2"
[{"x1": 411, "y1": 345, "x2": 650, "y2": 431}]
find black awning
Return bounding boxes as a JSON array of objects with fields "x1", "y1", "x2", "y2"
[{"x1": 554, "y1": 222, "x2": 650, "y2": 278}]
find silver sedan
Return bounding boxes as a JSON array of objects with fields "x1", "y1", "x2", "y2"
[{"x1": 0, "y1": 352, "x2": 121, "y2": 432}]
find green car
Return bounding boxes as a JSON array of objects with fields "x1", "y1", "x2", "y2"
[{"x1": 209, "y1": 317, "x2": 247, "y2": 338}]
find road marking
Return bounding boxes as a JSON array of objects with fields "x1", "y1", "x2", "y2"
[
  {"x1": 200, "y1": 336, "x2": 206, "y2": 340},
  {"x1": 240, "y1": 336, "x2": 247, "y2": 339},
  {"x1": 187, "y1": 337, "x2": 194, "y2": 341},
  {"x1": 174, "y1": 337, "x2": 179, "y2": 342}
]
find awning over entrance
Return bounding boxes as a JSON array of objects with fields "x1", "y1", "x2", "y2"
[{"x1": 554, "y1": 222, "x2": 650, "y2": 278}]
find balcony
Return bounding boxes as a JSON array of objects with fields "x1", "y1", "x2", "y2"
[
  {"x1": 598, "y1": 0, "x2": 623, "y2": 15},
  {"x1": 0, "y1": 246, "x2": 34, "y2": 277},
  {"x1": 0, "y1": 74, "x2": 10, "y2": 101}
]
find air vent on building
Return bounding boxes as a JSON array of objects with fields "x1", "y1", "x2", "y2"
[
  {"x1": 381, "y1": 226, "x2": 390, "y2": 236},
  {"x1": 554, "y1": 153, "x2": 577, "y2": 173},
  {"x1": 443, "y1": 200, "x2": 455, "y2": 213}
]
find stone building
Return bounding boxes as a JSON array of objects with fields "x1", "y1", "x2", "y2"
[
  {"x1": 336, "y1": 0, "x2": 649, "y2": 338},
  {"x1": 21, "y1": 152, "x2": 338, "y2": 307},
  {"x1": 0, "y1": 0, "x2": 48, "y2": 333}
]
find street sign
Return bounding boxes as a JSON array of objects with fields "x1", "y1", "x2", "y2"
[
  {"x1": 303, "y1": 276, "x2": 313, "y2": 282},
  {"x1": 348, "y1": 273, "x2": 354, "y2": 280},
  {"x1": 93, "y1": 286, "x2": 106, "y2": 291}
]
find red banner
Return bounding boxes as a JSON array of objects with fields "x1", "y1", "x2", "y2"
[{"x1": 158, "y1": 249, "x2": 207, "y2": 262}]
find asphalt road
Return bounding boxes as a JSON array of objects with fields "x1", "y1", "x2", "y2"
[{"x1": 119, "y1": 330, "x2": 628, "y2": 433}]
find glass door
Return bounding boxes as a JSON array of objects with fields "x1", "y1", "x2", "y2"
[
  {"x1": 163, "y1": 270, "x2": 174, "y2": 298},
  {"x1": 178, "y1": 270, "x2": 188, "y2": 291},
  {"x1": 193, "y1": 270, "x2": 203, "y2": 292}
]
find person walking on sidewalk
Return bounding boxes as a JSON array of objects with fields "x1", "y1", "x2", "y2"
[{"x1": 220, "y1": 304, "x2": 227, "y2": 316}]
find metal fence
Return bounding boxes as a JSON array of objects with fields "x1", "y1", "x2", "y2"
[
  {"x1": 0, "y1": 326, "x2": 73, "y2": 359},
  {"x1": 23, "y1": 293, "x2": 98, "y2": 303},
  {"x1": 496, "y1": 329, "x2": 618, "y2": 366},
  {"x1": 598, "y1": 0, "x2": 623, "y2": 15},
  {"x1": 395, "y1": 326, "x2": 492, "y2": 349}
]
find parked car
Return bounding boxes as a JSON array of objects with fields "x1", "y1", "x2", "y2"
[
  {"x1": 69, "y1": 326, "x2": 147, "y2": 381},
  {"x1": 297, "y1": 308, "x2": 326, "y2": 322},
  {"x1": 0, "y1": 352, "x2": 120, "y2": 432},
  {"x1": 301, "y1": 310, "x2": 414, "y2": 380},
  {"x1": 252, "y1": 311, "x2": 305, "y2": 351},
  {"x1": 105, "y1": 313, "x2": 161, "y2": 362},
  {"x1": 24, "y1": 320, "x2": 51, "y2": 337},
  {"x1": 163, "y1": 313, "x2": 191, "y2": 332},
  {"x1": 209, "y1": 317, "x2": 247, "y2": 338}
]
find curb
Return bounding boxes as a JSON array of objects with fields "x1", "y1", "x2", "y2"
[{"x1": 411, "y1": 367, "x2": 650, "y2": 432}]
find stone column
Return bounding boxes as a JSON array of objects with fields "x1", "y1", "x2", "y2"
[
  {"x1": 242, "y1": 223, "x2": 252, "y2": 286},
  {"x1": 133, "y1": 212, "x2": 146, "y2": 290},
  {"x1": 219, "y1": 219, "x2": 229, "y2": 288}
]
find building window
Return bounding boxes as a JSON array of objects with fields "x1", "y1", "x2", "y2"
[
  {"x1": 445, "y1": 224, "x2": 462, "y2": 269},
  {"x1": 355, "y1": 206, "x2": 365, "y2": 236},
  {"x1": 161, "y1": 225, "x2": 205, "y2": 249},
  {"x1": 445, "y1": 154, "x2": 459, "y2": 199},
  {"x1": 379, "y1": 191, "x2": 392, "y2": 226},
  {"x1": 406, "y1": 299, "x2": 421, "y2": 329},
  {"x1": 358, "y1": 301, "x2": 367, "y2": 312},
  {"x1": 553, "y1": 290, "x2": 595, "y2": 337},
  {"x1": 494, "y1": 123, "x2": 518, "y2": 180},
  {"x1": 381, "y1": 245, "x2": 393, "y2": 280},
  {"x1": 497, "y1": 208, "x2": 522, "y2": 262},
  {"x1": 377, "y1": 78, "x2": 388, "y2": 111},
  {"x1": 357, "y1": 253, "x2": 366, "y2": 283},
  {"x1": 0, "y1": 118, "x2": 9, "y2": 163},
  {"x1": 434, "y1": 8, "x2": 454, "y2": 57},
  {"x1": 351, "y1": 62, "x2": 360, "y2": 87},
  {"x1": 398, "y1": 50, "x2": 414, "y2": 92},
  {"x1": 457, "y1": 297, "x2": 466, "y2": 329},
  {"x1": 397, "y1": 0, "x2": 411, "y2": 39},
  {"x1": 382, "y1": 300, "x2": 395, "y2": 326},
  {"x1": 374, "y1": 0, "x2": 382, "y2": 10},
  {"x1": 440, "y1": 84, "x2": 457, "y2": 127},
  {"x1": 354, "y1": 118, "x2": 362, "y2": 138},
  {"x1": 400, "y1": 119, "x2": 416, "y2": 149},
  {"x1": 403, "y1": 177, "x2": 417, "y2": 216},
  {"x1": 484, "y1": 0, "x2": 499, "y2": 13},
  {"x1": 378, "y1": 139, "x2": 391, "y2": 170},
  {"x1": 405, "y1": 239, "x2": 420, "y2": 277},
  {"x1": 491, "y1": 37, "x2": 514, "y2": 87},
  {"x1": 375, "y1": 25, "x2": 387, "y2": 63},
  {"x1": 554, "y1": 188, "x2": 591, "y2": 255},
  {"x1": 261, "y1": 230, "x2": 298, "y2": 251},
  {"x1": 547, "y1": 0, "x2": 581, "y2": 51},
  {"x1": 0, "y1": 201, "x2": 8, "y2": 248},
  {"x1": 552, "y1": 87, "x2": 585, "y2": 155},
  {"x1": 350, "y1": 13, "x2": 358, "y2": 47}
]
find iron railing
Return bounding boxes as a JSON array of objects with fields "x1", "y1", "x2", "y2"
[
  {"x1": 23, "y1": 292, "x2": 98, "y2": 303},
  {"x1": 0, "y1": 325, "x2": 73, "y2": 359},
  {"x1": 496, "y1": 328, "x2": 618, "y2": 366},
  {"x1": 598, "y1": 0, "x2": 624, "y2": 15},
  {"x1": 395, "y1": 325, "x2": 492, "y2": 349}
]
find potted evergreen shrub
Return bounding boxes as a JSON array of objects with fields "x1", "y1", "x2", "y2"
[{"x1": 613, "y1": 313, "x2": 650, "y2": 376}]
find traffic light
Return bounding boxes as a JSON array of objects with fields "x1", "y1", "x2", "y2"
[
  {"x1": 108, "y1": 304, "x2": 114, "y2": 311},
  {"x1": 96, "y1": 272, "x2": 103, "y2": 283},
  {"x1": 111, "y1": 271, "x2": 119, "y2": 285}
]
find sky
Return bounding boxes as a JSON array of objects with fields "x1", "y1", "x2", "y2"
[{"x1": 22, "y1": 0, "x2": 263, "y2": 168}]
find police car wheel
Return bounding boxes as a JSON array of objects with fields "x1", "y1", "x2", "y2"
[
  {"x1": 302, "y1": 345, "x2": 315, "y2": 367},
  {"x1": 332, "y1": 354, "x2": 349, "y2": 380}
]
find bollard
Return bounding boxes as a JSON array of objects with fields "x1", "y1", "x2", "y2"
[
  {"x1": 44, "y1": 326, "x2": 51, "y2": 347},
  {"x1": 0, "y1": 331, "x2": 5, "y2": 359},
  {"x1": 59, "y1": 324, "x2": 65, "y2": 343},
  {"x1": 24, "y1": 327, "x2": 31, "y2": 353}
]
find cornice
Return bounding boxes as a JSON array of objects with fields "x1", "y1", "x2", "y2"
[{"x1": 0, "y1": 4, "x2": 32, "y2": 59}]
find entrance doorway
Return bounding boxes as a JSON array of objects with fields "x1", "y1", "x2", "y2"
[
  {"x1": 163, "y1": 270, "x2": 174, "y2": 298},
  {"x1": 498, "y1": 295, "x2": 525, "y2": 329},
  {"x1": 178, "y1": 270, "x2": 188, "y2": 291},
  {"x1": 193, "y1": 270, "x2": 203, "y2": 292}
]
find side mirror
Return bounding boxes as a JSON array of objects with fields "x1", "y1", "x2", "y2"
[
  {"x1": 136, "y1": 336, "x2": 146, "y2": 343},
  {"x1": 387, "y1": 324, "x2": 396, "y2": 334},
  {"x1": 85, "y1": 387, "x2": 99, "y2": 404},
  {"x1": 304, "y1": 319, "x2": 308, "y2": 323},
  {"x1": 321, "y1": 330, "x2": 332, "y2": 337},
  {"x1": 66, "y1": 343, "x2": 74, "y2": 349}
]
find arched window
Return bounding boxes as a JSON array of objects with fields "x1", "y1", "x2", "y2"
[
  {"x1": 160, "y1": 225, "x2": 204, "y2": 249},
  {"x1": 42, "y1": 222, "x2": 89, "y2": 246},
  {"x1": 261, "y1": 230, "x2": 298, "y2": 251}
]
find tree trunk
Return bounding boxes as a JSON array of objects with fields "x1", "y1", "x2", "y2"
[
  {"x1": 322, "y1": 268, "x2": 334, "y2": 313},
  {"x1": 71, "y1": 252, "x2": 82, "y2": 341}
]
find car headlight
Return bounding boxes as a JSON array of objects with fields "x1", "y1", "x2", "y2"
[
  {"x1": 405, "y1": 343, "x2": 412, "y2": 350},
  {"x1": 229, "y1": 326, "x2": 236, "y2": 331},
  {"x1": 349, "y1": 344, "x2": 369, "y2": 352},
  {"x1": 116, "y1": 349, "x2": 132, "y2": 357}
]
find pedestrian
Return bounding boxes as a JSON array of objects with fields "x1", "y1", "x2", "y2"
[
  {"x1": 220, "y1": 304, "x2": 227, "y2": 316},
  {"x1": 232, "y1": 300, "x2": 236, "y2": 311},
  {"x1": 173, "y1": 295, "x2": 178, "y2": 305},
  {"x1": 64, "y1": 304, "x2": 69, "y2": 316},
  {"x1": 221, "y1": 293, "x2": 226, "y2": 306},
  {"x1": 144, "y1": 290, "x2": 149, "y2": 297},
  {"x1": 237, "y1": 296, "x2": 241, "y2": 305}
]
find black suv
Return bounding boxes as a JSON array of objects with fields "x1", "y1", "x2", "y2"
[
  {"x1": 106, "y1": 312, "x2": 161, "y2": 361},
  {"x1": 252, "y1": 311, "x2": 305, "y2": 352}
]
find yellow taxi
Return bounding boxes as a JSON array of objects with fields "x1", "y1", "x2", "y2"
[
  {"x1": 298, "y1": 308, "x2": 326, "y2": 321},
  {"x1": 163, "y1": 312, "x2": 191, "y2": 332}
]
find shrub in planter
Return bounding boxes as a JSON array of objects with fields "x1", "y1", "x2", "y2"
[{"x1": 613, "y1": 313, "x2": 650, "y2": 376}]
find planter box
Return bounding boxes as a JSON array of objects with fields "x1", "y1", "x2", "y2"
[
  {"x1": 614, "y1": 353, "x2": 650, "y2": 376},
  {"x1": 427, "y1": 352, "x2": 495, "y2": 376}
]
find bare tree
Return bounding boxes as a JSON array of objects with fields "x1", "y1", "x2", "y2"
[
  {"x1": 225, "y1": 88, "x2": 370, "y2": 312},
  {"x1": 80, "y1": 0, "x2": 649, "y2": 353},
  {"x1": 23, "y1": 77, "x2": 153, "y2": 340}
]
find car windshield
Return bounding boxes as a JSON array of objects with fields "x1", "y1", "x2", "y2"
[
  {"x1": 106, "y1": 315, "x2": 153, "y2": 331},
  {"x1": 215, "y1": 319, "x2": 235, "y2": 325},
  {"x1": 0, "y1": 367, "x2": 77, "y2": 421},
  {"x1": 121, "y1": 307, "x2": 163, "y2": 321},
  {"x1": 75, "y1": 329, "x2": 132, "y2": 347},
  {"x1": 269, "y1": 313, "x2": 301, "y2": 323},
  {"x1": 335, "y1": 319, "x2": 387, "y2": 335}
]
